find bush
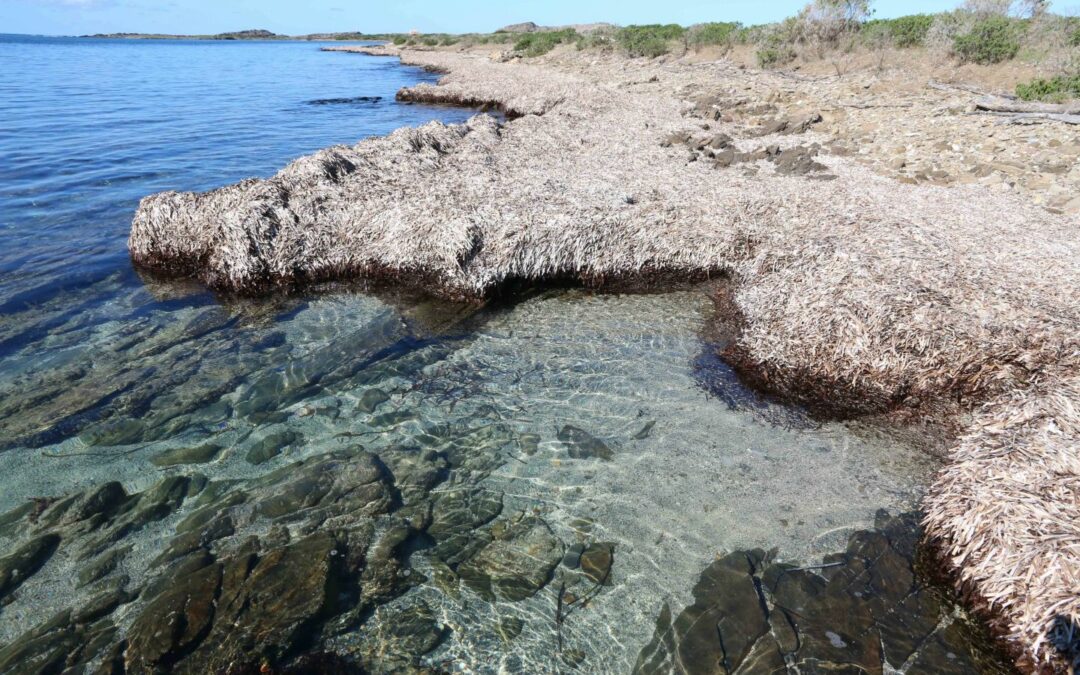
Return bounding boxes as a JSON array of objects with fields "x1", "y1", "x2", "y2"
[
  {"x1": 953, "y1": 15, "x2": 1022, "y2": 63},
  {"x1": 512, "y1": 28, "x2": 577, "y2": 57},
  {"x1": 392, "y1": 35, "x2": 407, "y2": 45},
  {"x1": 576, "y1": 33, "x2": 615, "y2": 52},
  {"x1": 733, "y1": 25, "x2": 764, "y2": 45},
  {"x1": 1016, "y1": 73, "x2": 1080, "y2": 101},
  {"x1": 752, "y1": 17, "x2": 803, "y2": 67},
  {"x1": 798, "y1": 0, "x2": 872, "y2": 51},
  {"x1": 617, "y1": 24, "x2": 686, "y2": 58},
  {"x1": 688, "y1": 22, "x2": 741, "y2": 49},
  {"x1": 757, "y1": 45, "x2": 797, "y2": 67},
  {"x1": 879, "y1": 14, "x2": 935, "y2": 47},
  {"x1": 1070, "y1": 25, "x2": 1080, "y2": 47},
  {"x1": 859, "y1": 20, "x2": 892, "y2": 48}
]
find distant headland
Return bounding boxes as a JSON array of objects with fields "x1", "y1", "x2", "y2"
[{"x1": 81, "y1": 29, "x2": 377, "y2": 41}]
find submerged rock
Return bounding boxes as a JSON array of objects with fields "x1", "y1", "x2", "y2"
[
  {"x1": 459, "y1": 513, "x2": 564, "y2": 601},
  {"x1": 77, "y1": 545, "x2": 130, "y2": 588},
  {"x1": 200, "y1": 533, "x2": 338, "y2": 667},
  {"x1": 118, "y1": 449, "x2": 410, "y2": 672},
  {"x1": 356, "y1": 388, "x2": 391, "y2": 413},
  {"x1": 307, "y1": 95, "x2": 383, "y2": 106},
  {"x1": 633, "y1": 421, "x2": 656, "y2": 439},
  {"x1": 357, "y1": 600, "x2": 448, "y2": 672},
  {"x1": 0, "y1": 534, "x2": 60, "y2": 601},
  {"x1": 245, "y1": 429, "x2": 302, "y2": 464},
  {"x1": 0, "y1": 502, "x2": 36, "y2": 539},
  {"x1": 428, "y1": 485, "x2": 503, "y2": 564},
  {"x1": 496, "y1": 616, "x2": 525, "y2": 643},
  {"x1": 0, "y1": 608, "x2": 121, "y2": 674},
  {"x1": 78, "y1": 419, "x2": 146, "y2": 447},
  {"x1": 579, "y1": 542, "x2": 615, "y2": 585},
  {"x1": 518, "y1": 432, "x2": 541, "y2": 455},
  {"x1": 633, "y1": 512, "x2": 1006, "y2": 674},
  {"x1": 558, "y1": 425, "x2": 614, "y2": 461},
  {"x1": 126, "y1": 561, "x2": 223, "y2": 671},
  {"x1": 151, "y1": 442, "x2": 224, "y2": 467}
]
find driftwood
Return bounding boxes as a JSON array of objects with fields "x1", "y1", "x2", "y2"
[
  {"x1": 973, "y1": 96, "x2": 1080, "y2": 125},
  {"x1": 927, "y1": 80, "x2": 1017, "y2": 100},
  {"x1": 838, "y1": 101, "x2": 914, "y2": 109},
  {"x1": 929, "y1": 80, "x2": 1080, "y2": 124},
  {"x1": 984, "y1": 110, "x2": 1080, "y2": 125},
  {"x1": 974, "y1": 96, "x2": 1080, "y2": 115}
]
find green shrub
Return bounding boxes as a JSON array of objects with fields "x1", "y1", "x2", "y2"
[
  {"x1": 513, "y1": 28, "x2": 577, "y2": 57},
  {"x1": 1016, "y1": 74, "x2": 1080, "y2": 101},
  {"x1": 732, "y1": 26, "x2": 758, "y2": 45},
  {"x1": 953, "y1": 16, "x2": 1022, "y2": 64},
  {"x1": 688, "y1": 22, "x2": 741, "y2": 49},
  {"x1": 880, "y1": 14, "x2": 934, "y2": 47},
  {"x1": 617, "y1": 24, "x2": 686, "y2": 58},
  {"x1": 859, "y1": 20, "x2": 892, "y2": 47},
  {"x1": 1069, "y1": 25, "x2": 1080, "y2": 47},
  {"x1": 420, "y1": 37, "x2": 439, "y2": 46},
  {"x1": 757, "y1": 45, "x2": 797, "y2": 68},
  {"x1": 392, "y1": 35, "x2": 407, "y2": 45},
  {"x1": 576, "y1": 33, "x2": 615, "y2": 52},
  {"x1": 751, "y1": 17, "x2": 802, "y2": 68},
  {"x1": 440, "y1": 36, "x2": 458, "y2": 46}
]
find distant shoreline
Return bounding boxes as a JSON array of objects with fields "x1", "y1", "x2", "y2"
[{"x1": 79, "y1": 29, "x2": 383, "y2": 42}]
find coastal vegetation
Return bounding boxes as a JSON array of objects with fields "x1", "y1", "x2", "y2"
[
  {"x1": 615, "y1": 24, "x2": 687, "y2": 57},
  {"x1": 1016, "y1": 72, "x2": 1080, "y2": 100},
  {"x1": 512, "y1": 28, "x2": 578, "y2": 56},
  {"x1": 369, "y1": 0, "x2": 1074, "y2": 101}
]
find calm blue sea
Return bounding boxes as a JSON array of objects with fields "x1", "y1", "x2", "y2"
[{"x1": 0, "y1": 34, "x2": 473, "y2": 316}]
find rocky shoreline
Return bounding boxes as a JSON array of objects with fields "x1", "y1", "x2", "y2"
[{"x1": 128, "y1": 44, "x2": 1080, "y2": 671}]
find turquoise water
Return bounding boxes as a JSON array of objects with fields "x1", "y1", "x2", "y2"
[{"x1": 0, "y1": 36, "x2": 1005, "y2": 674}]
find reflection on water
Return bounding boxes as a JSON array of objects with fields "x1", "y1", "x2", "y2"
[{"x1": 0, "y1": 285, "x2": 1005, "y2": 673}]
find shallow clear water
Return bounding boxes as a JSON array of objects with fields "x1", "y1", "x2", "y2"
[
  {"x1": 0, "y1": 35, "x2": 999, "y2": 674},
  {"x1": 0, "y1": 287, "x2": 942, "y2": 669}
]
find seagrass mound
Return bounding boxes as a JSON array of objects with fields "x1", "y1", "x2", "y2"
[
  {"x1": 924, "y1": 376, "x2": 1080, "y2": 674},
  {"x1": 129, "y1": 47, "x2": 1080, "y2": 672}
]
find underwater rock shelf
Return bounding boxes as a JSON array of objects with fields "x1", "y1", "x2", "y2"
[
  {"x1": 0, "y1": 289, "x2": 961, "y2": 672},
  {"x1": 0, "y1": 453, "x2": 1001, "y2": 673},
  {"x1": 129, "y1": 47, "x2": 1080, "y2": 672},
  {"x1": 634, "y1": 512, "x2": 1008, "y2": 675}
]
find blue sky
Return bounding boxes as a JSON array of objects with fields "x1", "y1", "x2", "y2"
[{"x1": 0, "y1": 0, "x2": 1010, "y2": 36}]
